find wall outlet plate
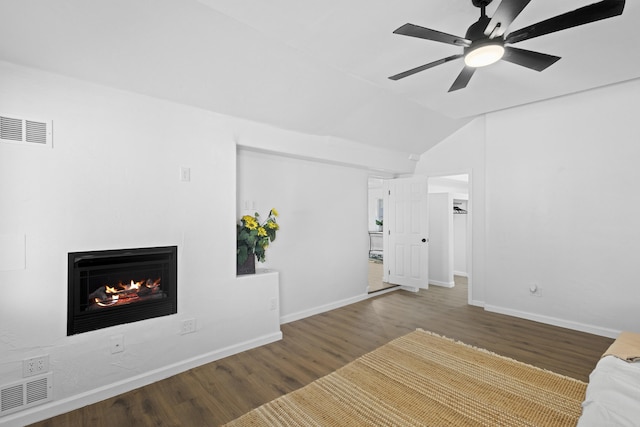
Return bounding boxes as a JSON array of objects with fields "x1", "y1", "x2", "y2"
[
  {"x1": 181, "y1": 318, "x2": 196, "y2": 335},
  {"x1": 529, "y1": 283, "x2": 542, "y2": 297},
  {"x1": 23, "y1": 355, "x2": 49, "y2": 378},
  {"x1": 180, "y1": 166, "x2": 191, "y2": 182}
]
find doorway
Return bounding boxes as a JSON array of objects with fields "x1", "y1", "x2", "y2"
[
  {"x1": 426, "y1": 173, "x2": 471, "y2": 301},
  {"x1": 367, "y1": 177, "x2": 396, "y2": 293}
]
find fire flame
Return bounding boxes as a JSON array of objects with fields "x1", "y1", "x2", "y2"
[{"x1": 90, "y1": 277, "x2": 161, "y2": 308}]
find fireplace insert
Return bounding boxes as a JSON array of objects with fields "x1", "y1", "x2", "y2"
[{"x1": 67, "y1": 246, "x2": 177, "y2": 335}]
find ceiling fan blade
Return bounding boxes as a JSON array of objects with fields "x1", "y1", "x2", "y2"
[
  {"x1": 502, "y1": 46, "x2": 561, "y2": 71},
  {"x1": 485, "y1": 0, "x2": 532, "y2": 38},
  {"x1": 506, "y1": 0, "x2": 625, "y2": 44},
  {"x1": 393, "y1": 23, "x2": 471, "y2": 47},
  {"x1": 389, "y1": 54, "x2": 463, "y2": 81},
  {"x1": 448, "y1": 66, "x2": 476, "y2": 92}
]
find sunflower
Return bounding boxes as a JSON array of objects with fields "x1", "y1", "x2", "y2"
[{"x1": 237, "y1": 209, "x2": 280, "y2": 267}]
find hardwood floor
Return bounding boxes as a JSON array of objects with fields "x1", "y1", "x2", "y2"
[{"x1": 30, "y1": 279, "x2": 613, "y2": 427}]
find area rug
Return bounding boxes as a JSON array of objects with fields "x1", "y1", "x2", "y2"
[{"x1": 224, "y1": 329, "x2": 587, "y2": 426}]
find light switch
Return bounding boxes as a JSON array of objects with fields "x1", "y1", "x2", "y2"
[{"x1": 180, "y1": 167, "x2": 191, "y2": 182}]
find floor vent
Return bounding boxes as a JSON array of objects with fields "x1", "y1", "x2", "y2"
[
  {"x1": 0, "y1": 114, "x2": 52, "y2": 147},
  {"x1": 0, "y1": 373, "x2": 52, "y2": 417}
]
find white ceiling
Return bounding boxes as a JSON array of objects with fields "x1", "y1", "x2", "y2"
[{"x1": 1, "y1": 0, "x2": 638, "y2": 155}]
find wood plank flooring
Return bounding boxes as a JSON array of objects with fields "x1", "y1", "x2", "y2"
[{"x1": 30, "y1": 278, "x2": 613, "y2": 427}]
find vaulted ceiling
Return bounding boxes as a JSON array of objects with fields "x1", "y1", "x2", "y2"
[{"x1": 1, "y1": 0, "x2": 638, "y2": 155}]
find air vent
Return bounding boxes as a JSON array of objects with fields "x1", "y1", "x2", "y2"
[
  {"x1": 0, "y1": 373, "x2": 52, "y2": 417},
  {"x1": 0, "y1": 114, "x2": 52, "y2": 147}
]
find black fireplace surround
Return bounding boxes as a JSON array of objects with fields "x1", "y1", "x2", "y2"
[{"x1": 67, "y1": 246, "x2": 177, "y2": 335}]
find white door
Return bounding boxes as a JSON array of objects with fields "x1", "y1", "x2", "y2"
[{"x1": 384, "y1": 177, "x2": 429, "y2": 290}]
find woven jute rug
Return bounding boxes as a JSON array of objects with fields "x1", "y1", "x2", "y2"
[{"x1": 224, "y1": 329, "x2": 587, "y2": 426}]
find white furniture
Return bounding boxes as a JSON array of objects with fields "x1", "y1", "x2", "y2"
[
  {"x1": 578, "y1": 332, "x2": 640, "y2": 426},
  {"x1": 578, "y1": 356, "x2": 640, "y2": 426}
]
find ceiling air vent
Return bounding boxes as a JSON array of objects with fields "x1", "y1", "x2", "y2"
[{"x1": 0, "y1": 114, "x2": 52, "y2": 147}]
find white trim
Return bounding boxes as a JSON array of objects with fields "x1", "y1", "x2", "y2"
[
  {"x1": 453, "y1": 271, "x2": 468, "y2": 277},
  {"x1": 280, "y1": 286, "x2": 403, "y2": 326},
  {"x1": 470, "y1": 299, "x2": 485, "y2": 308},
  {"x1": 484, "y1": 304, "x2": 620, "y2": 339},
  {"x1": 280, "y1": 294, "x2": 369, "y2": 324},
  {"x1": 0, "y1": 332, "x2": 282, "y2": 427},
  {"x1": 400, "y1": 286, "x2": 420, "y2": 293},
  {"x1": 429, "y1": 280, "x2": 455, "y2": 288}
]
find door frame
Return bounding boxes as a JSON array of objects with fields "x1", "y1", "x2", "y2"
[{"x1": 425, "y1": 170, "x2": 473, "y2": 305}]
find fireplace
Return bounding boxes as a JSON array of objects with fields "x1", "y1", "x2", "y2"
[{"x1": 67, "y1": 246, "x2": 177, "y2": 335}]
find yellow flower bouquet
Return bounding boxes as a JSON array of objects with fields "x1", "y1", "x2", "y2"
[{"x1": 237, "y1": 209, "x2": 279, "y2": 267}]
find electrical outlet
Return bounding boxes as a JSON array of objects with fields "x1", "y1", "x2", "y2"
[
  {"x1": 110, "y1": 334, "x2": 124, "y2": 354},
  {"x1": 181, "y1": 318, "x2": 196, "y2": 335},
  {"x1": 23, "y1": 355, "x2": 49, "y2": 378},
  {"x1": 529, "y1": 283, "x2": 542, "y2": 297}
]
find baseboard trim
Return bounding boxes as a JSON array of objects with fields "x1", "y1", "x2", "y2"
[
  {"x1": 280, "y1": 294, "x2": 369, "y2": 324},
  {"x1": 484, "y1": 304, "x2": 620, "y2": 339},
  {"x1": 0, "y1": 332, "x2": 283, "y2": 427},
  {"x1": 453, "y1": 271, "x2": 468, "y2": 277},
  {"x1": 429, "y1": 280, "x2": 455, "y2": 288}
]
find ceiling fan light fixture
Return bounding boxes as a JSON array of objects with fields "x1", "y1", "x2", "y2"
[{"x1": 464, "y1": 44, "x2": 505, "y2": 67}]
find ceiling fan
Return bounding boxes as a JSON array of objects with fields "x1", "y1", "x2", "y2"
[{"x1": 389, "y1": 0, "x2": 626, "y2": 92}]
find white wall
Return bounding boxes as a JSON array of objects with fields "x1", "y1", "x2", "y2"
[
  {"x1": 427, "y1": 177, "x2": 469, "y2": 195},
  {"x1": 415, "y1": 118, "x2": 486, "y2": 305},
  {"x1": 0, "y1": 61, "x2": 284, "y2": 425},
  {"x1": 368, "y1": 181, "x2": 384, "y2": 231},
  {"x1": 0, "y1": 61, "x2": 403, "y2": 426},
  {"x1": 417, "y1": 78, "x2": 640, "y2": 338},
  {"x1": 454, "y1": 200, "x2": 468, "y2": 276},
  {"x1": 237, "y1": 149, "x2": 370, "y2": 322},
  {"x1": 428, "y1": 193, "x2": 454, "y2": 287},
  {"x1": 231, "y1": 120, "x2": 417, "y2": 175},
  {"x1": 484, "y1": 78, "x2": 640, "y2": 337}
]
